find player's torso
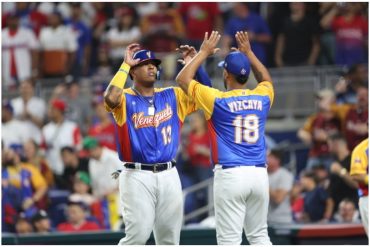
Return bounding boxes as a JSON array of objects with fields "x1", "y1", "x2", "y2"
[
  {"x1": 209, "y1": 92, "x2": 271, "y2": 166},
  {"x1": 118, "y1": 88, "x2": 181, "y2": 163}
]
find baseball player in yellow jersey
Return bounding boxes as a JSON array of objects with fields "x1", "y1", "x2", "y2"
[
  {"x1": 104, "y1": 43, "x2": 212, "y2": 245},
  {"x1": 176, "y1": 31, "x2": 273, "y2": 245},
  {"x1": 350, "y1": 138, "x2": 368, "y2": 236}
]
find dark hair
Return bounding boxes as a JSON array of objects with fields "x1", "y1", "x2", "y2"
[
  {"x1": 234, "y1": 74, "x2": 249, "y2": 84},
  {"x1": 328, "y1": 133, "x2": 347, "y2": 143},
  {"x1": 60, "y1": 146, "x2": 76, "y2": 154},
  {"x1": 269, "y1": 149, "x2": 283, "y2": 163},
  {"x1": 301, "y1": 170, "x2": 318, "y2": 184}
]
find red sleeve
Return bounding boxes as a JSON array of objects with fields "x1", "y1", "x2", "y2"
[
  {"x1": 73, "y1": 126, "x2": 82, "y2": 146},
  {"x1": 56, "y1": 223, "x2": 69, "y2": 232},
  {"x1": 84, "y1": 221, "x2": 101, "y2": 230}
]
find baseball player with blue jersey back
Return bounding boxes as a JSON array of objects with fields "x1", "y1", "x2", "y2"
[
  {"x1": 176, "y1": 31, "x2": 273, "y2": 245},
  {"x1": 104, "y1": 43, "x2": 211, "y2": 245}
]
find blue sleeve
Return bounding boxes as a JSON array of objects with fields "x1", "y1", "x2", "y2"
[{"x1": 195, "y1": 65, "x2": 212, "y2": 87}]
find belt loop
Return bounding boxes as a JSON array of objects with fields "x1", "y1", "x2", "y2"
[
  {"x1": 167, "y1": 162, "x2": 171, "y2": 169},
  {"x1": 135, "y1": 162, "x2": 141, "y2": 170}
]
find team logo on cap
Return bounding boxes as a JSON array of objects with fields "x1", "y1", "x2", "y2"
[
  {"x1": 241, "y1": 68, "x2": 247, "y2": 75},
  {"x1": 146, "y1": 51, "x2": 151, "y2": 58}
]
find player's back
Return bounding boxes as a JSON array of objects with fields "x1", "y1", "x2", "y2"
[{"x1": 208, "y1": 82, "x2": 273, "y2": 166}]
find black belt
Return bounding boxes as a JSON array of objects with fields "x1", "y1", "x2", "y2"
[
  {"x1": 124, "y1": 161, "x2": 176, "y2": 173},
  {"x1": 220, "y1": 164, "x2": 266, "y2": 169}
]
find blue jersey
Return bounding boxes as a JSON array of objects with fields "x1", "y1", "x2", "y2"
[
  {"x1": 187, "y1": 80, "x2": 274, "y2": 166},
  {"x1": 105, "y1": 87, "x2": 196, "y2": 163}
]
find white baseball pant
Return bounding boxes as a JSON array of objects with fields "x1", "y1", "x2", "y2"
[
  {"x1": 359, "y1": 196, "x2": 368, "y2": 236},
  {"x1": 117, "y1": 166, "x2": 183, "y2": 245},
  {"x1": 213, "y1": 165, "x2": 272, "y2": 245}
]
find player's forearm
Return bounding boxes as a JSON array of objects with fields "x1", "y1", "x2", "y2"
[
  {"x1": 104, "y1": 62, "x2": 130, "y2": 109},
  {"x1": 176, "y1": 51, "x2": 208, "y2": 93},
  {"x1": 245, "y1": 50, "x2": 272, "y2": 83}
]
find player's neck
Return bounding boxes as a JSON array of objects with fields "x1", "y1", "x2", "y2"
[
  {"x1": 132, "y1": 84, "x2": 154, "y2": 97},
  {"x1": 228, "y1": 81, "x2": 246, "y2": 91}
]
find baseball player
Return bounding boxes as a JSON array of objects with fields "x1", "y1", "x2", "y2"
[
  {"x1": 350, "y1": 138, "x2": 368, "y2": 236},
  {"x1": 104, "y1": 43, "x2": 211, "y2": 245},
  {"x1": 176, "y1": 31, "x2": 273, "y2": 245}
]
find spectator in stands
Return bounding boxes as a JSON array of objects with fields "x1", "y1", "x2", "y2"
[
  {"x1": 177, "y1": 2, "x2": 222, "y2": 49},
  {"x1": 222, "y1": 3, "x2": 271, "y2": 64},
  {"x1": 2, "y1": 148, "x2": 48, "y2": 219},
  {"x1": 2, "y1": 3, "x2": 48, "y2": 36},
  {"x1": 333, "y1": 198, "x2": 360, "y2": 223},
  {"x1": 24, "y1": 139, "x2": 54, "y2": 187},
  {"x1": 312, "y1": 164, "x2": 330, "y2": 189},
  {"x1": 42, "y1": 99, "x2": 82, "y2": 176},
  {"x1": 290, "y1": 180, "x2": 305, "y2": 222},
  {"x1": 69, "y1": 172, "x2": 97, "y2": 206},
  {"x1": 39, "y1": 11, "x2": 77, "y2": 77},
  {"x1": 57, "y1": 201, "x2": 101, "y2": 232},
  {"x1": 2, "y1": 100, "x2": 28, "y2": 148},
  {"x1": 342, "y1": 85, "x2": 368, "y2": 151},
  {"x1": 320, "y1": 3, "x2": 368, "y2": 66},
  {"x1": 2, "y1": 13, "x2": 39, "y2": 90},
  {"x1": 11, "y1": 79, "x2": 46, "y2": 144},
  {"x1": 186, "y1": 111, "x2": 212, "y2": 183},
  {"x1": 275, "y1": 2, "x2": 320, "y2": 67},
  {"x1": 88, "y1": 96, "x2": 116, "y2": 151},
  {"x1": 31, "y1": 210, "x2": 53, "y2": 234},
  {"x1": 318, "y1": 3, "x2": 336, "y2": 65},
  {"x1": 332, "y1": 84, "x2": 368, "y2": 151},
  {"x1": 66, "y1": 3, "x2": 92, "y2": 78},
  {"x1": 58, "y1": 146, "x2": 89, "y2": 191},
  {"x1": 141, "y1": 2, "x2": 185, "y2": 80},
  {"x1": 64, "y1": 81, "x2": 92, "y2": 136},
  {"x1": 300, "y1": 171, "x2": 334, "y2": 223},
  {"x1": 335, "y1": 64, "x2": 368, "y2": 105},
  {"x1": 106, "y1": 5, "x2": 141, "y2": 71},
  {"x1": 267, "y1": 149, "x2": 294, "y2": 225},
  {"x1": 327, "y1": 134, "x2": 359, "y2": 213},
  {"x1": 83, "y1": 137, "x2": 121, "y2": 199},
  {"x1": 91, "y1": 47, "x2": 112, "y2": 84},
  {"x1": 298, "y1": 89, "x2": 341, "y2": 170},
  {"x1": 15, "y1": 214, "x2": 33, "y2": 235}
]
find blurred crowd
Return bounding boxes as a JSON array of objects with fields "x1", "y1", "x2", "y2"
[{"x1": 1, "y1": 2, "x2": 368, "y2": 235}]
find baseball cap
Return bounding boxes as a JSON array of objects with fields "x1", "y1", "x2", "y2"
[
  {"x1": 131, "y1": 50, "x2": 161, "y2": 68},
  {"x1": 51, "y1": 99, "x2": 66, "y2": 112},
  {"x1": 218, "y1": 51, "x2": 251, "y2": 78},
  {"x1": 67, "y1": 199, "x2": 88, "y2": 210},
  {"x1": 75, "y1": 171, "x2": 91, "y2": 186},
  {"x1": 83, "y1": 136, "x2": 99, "y2": 150},
  {"x1": 31, "y1": 210, "x2": 49, "y2": 223}
]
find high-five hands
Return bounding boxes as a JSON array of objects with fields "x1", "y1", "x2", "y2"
[
  {"x1": 200, "y1": 31, "x2": 221, "y2": 56},
  {"x1": 235, "y1": 31, "x2": 252, "y2": 54},
  {"x1": 124, "y1": 43, "x2": 141, "y2": 67},
  {"x1": 176, "y1": 45, "x2": 197, "y2": 65}
]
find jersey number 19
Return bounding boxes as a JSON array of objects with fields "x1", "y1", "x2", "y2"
[{"x1": 232, "y1": 114, "x2": 259, "y2": 144}]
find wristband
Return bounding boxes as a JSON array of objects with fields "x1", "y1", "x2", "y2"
[{"x1": 110, "y1": 63, "x2": 131, "y2": 89}]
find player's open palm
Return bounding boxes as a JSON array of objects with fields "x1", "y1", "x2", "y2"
[
  {"x1": 124, "y1": 43, "x2": 141, "y2": 67},
  {"x1": 200, "y1": 31, "x2": 221, "y2": 56},
  {"x1": 235, "y1": 31, "x2": 252, "y2": 54}
]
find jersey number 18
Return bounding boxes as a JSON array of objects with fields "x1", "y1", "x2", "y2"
[{"x1": 232, "y1": 114, "x2": 259, "y2": 144}]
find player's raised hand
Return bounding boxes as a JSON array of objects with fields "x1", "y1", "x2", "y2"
[
  {"x1": 200, "y1": 31, "x2": 221, "y2": 56},
  {"x1": 235, "y1": 31, "x2": 252, "y2": 54},
  {"x1": 176, "y1": 45, "x2": 197, "y2": 65},
  {"x1": 124, "y1": 43, "x2": 141, "y2": 67}
]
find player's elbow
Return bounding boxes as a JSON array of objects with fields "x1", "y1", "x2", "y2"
[{"x1": 175, "y1": 73, "x2": 188, "y2": 87}]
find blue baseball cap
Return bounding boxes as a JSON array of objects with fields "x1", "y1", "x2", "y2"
[
  {"x1": 132, "y1": 50, "x2": 161, "y2": 68},
  {"x1": 218, "y1": 51, "x2": 250, "y2": 78}
]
